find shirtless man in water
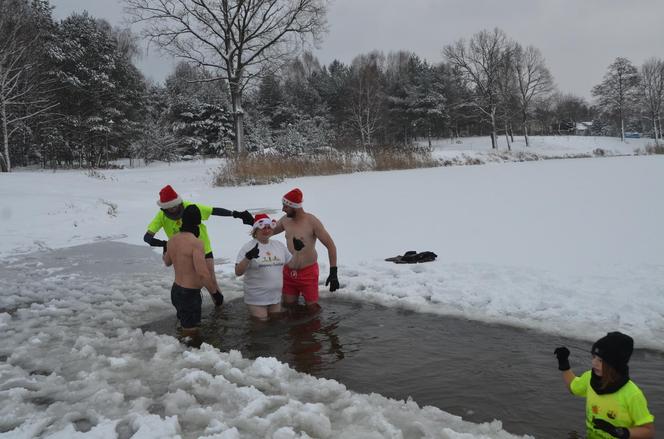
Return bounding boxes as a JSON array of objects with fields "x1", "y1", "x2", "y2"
[
  {"x1": 163, "y1": 204, "x2": 223, "y2": 336},
  {"x1": 272, "y1": 188, "x2": 339, "y2": 311}
]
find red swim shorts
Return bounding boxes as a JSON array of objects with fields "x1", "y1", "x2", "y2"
[{"x1": 282, "y1": 263, "x2": 319, "y2": 303}]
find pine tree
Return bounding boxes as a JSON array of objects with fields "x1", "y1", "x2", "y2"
[
  {"x1": 164, "y1": 63, "x2": 234, "y2": 157},
  {"x1": 49, "y1": 13, "x2": 146, "y2": 167}
]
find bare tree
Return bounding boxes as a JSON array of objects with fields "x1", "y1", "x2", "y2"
[
  {"x1": 0, "y1": 0, "x2": 57, "y2": 172},
  {"x1": 592, "y1": 57, "x2": 640, "y2": 142},
  {"x1": 639, "y1": 58, "x2": 664, "y2": 145},
  {"x1": 496, "y1": 41, "x2": 519, "y2": 151},
  {"x1": 444, "y1": 28, "x2": 510, "y2": 149},
  {"x1": 513, "y1": 44, "x2": 553, "y2": 146},
  {"x1": 348, "y1": 52, "x2": 384, "y2": 147},
  {"x1": 125, "y1": 0, "x2": 328, "y2": 153}
]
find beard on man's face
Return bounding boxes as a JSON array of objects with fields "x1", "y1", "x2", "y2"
[
  {"x1": 163, "y1": 204, "x2": 184, "y2": 220},
  {"x1": 283, "y1": 205, "x2": 296, "y2": 218}
]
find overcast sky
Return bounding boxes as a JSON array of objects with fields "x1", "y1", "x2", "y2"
[{"x1": 49, "y1": 0, "x2": 664, "y2": 100}]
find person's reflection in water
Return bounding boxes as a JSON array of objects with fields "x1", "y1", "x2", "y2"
[
  {"x1": 286, "y1": 304, "x2": 344, "y2": 374},
  {"x1": 289, "y1": 315, "x2": 323, "y2": 374},
  {"x1": 176, "y1": 300, "x2": 346, "y2": 374}
]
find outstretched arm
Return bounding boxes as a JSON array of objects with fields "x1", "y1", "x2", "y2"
[
  {"x1": 144, "y1": 231, "x2": 167, "y2": 248},
  {"x1": 211, "y1": 207, "x2": 233, "y2": 216},
  {"x1": 212, "y1": 207, "x2": 254, "y2": 225}
]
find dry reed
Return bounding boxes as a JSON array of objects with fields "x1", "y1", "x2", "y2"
[{"x1": 213, "y1": 148, "x2": 439, "y2": 186}]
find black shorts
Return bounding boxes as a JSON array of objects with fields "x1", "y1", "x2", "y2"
[
  {"x1": 205, "y1": 252, "x2": 214, "y2": 259},
  {"x1": 170, "y1": 283, "x2": 202, "y2": 328}
]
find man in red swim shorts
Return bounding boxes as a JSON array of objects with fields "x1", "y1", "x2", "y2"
[{"x1": 273, "y1": 188, "x2": 339, "y2": 311}]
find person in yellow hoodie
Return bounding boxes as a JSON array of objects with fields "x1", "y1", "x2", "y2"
[
  {"x1": 554, "y1": 332, "x2": 655, "y2": 438},
  {"x1": 144, "y1": 184, "x2": 254, "y2": 306}
]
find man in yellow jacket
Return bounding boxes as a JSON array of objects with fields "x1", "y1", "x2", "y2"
[{"x1": 144, "y1": 184, "x2": 254, "y2": 306}]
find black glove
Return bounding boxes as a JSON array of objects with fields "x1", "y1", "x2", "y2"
[
  {"x1": 325, "y1": 266, "x2": 339, "y2": 292},
  {"x1": 554, "y1": 347, "x2": 571, "y2": 371},
  {"x1": 245, "y1": 243, "x2": 259, "y2": 260},
  {"x1": 145, "y1": 234, "x2": 167, "y2": 248},
  {"x1": 211, "y1": 291, "x2": 224, "y2": 307},
  {"x1": 293, "y1": 237, "x2": 305, "y2": 251},
  {"x1": 593, "y1": 418, "x2": 630, "y2": 439},
  {"x1": 233, "y1": 210, "x2": 254, "y2": 225}
]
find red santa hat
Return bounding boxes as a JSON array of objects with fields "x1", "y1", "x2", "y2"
[
  {"x1": 157, "y1": 185, "x2": 183, "y2": 209},
  {"x1": 282, "y1": 188, "x2": 303, "y2": 208},
  {"x1": 253, "y1": 213, "x2": 276, "y2": 230}
]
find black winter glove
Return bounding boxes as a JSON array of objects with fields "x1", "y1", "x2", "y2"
[
  {"x1": 325, "y1": 266, "x2": 339, "y2": 292},
  {"x1": 554, "y1": 347, "x2": 571, "y2": 371},
  {"x1": 233, "y1": 210, "x2": 254, "y2": 225},
  {"x1": 293, "y1": 237, "x2": 305, "y2": 251},
  {"x1": 593, "y1": 418, "x2": 630, "y2": 439},
  {"x1": 245, "y1": 243, "x2": 260, "y2": 260},
  {"x1": 211, "y1": 291, "x2": 224, "y2": 307},
  {"x1": 145, "y1": 234, "x2": 167, "y2": 248}
]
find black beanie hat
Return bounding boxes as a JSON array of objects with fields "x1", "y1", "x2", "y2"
[
  {"x1": 181, "y1": 205, "x2": 201, "y2": 236},
  {"x1": 592, "y1": 331, "x2": 633, "y2": 376}
]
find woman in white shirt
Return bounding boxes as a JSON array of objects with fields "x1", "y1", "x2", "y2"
[{"x1": 235, "y1": 214, "x2": 292, "y2": 320}]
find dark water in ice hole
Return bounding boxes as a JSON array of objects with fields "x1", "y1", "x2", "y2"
[
  {"x1": 6, "y1": 242, "x2": 658, "y2": 438},
  {"x1": 142, "y1": 298, "x2": 664, "y2": 439}
]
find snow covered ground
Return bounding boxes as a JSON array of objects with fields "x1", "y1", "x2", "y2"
[
  {"x1": 1, "y1": 136, "x2": 663, "y2": 438},
  {"x1": 420, "y1": 134, "x2": 657, "y2": 164}
]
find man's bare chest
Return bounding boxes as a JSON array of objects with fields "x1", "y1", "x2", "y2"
[{"x1": 284, "y1": 221, "x2": 315, "y2": 240}]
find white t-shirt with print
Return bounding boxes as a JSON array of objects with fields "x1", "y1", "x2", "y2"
[{"x1": 236, "y1": 239, "x2": 292, "y2": 305}]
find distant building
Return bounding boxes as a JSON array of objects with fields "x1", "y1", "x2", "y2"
[{"x1": 574, "y1": 121, "x2": 593, "y2": 136}]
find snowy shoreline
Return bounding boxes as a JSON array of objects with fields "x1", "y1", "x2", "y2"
[
  {"x1": 0, "y1": 242, "x2": 533, "y2": 438},
  {"x1": 1, "y1": 136, "x2": 663, "y2": 437}
]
